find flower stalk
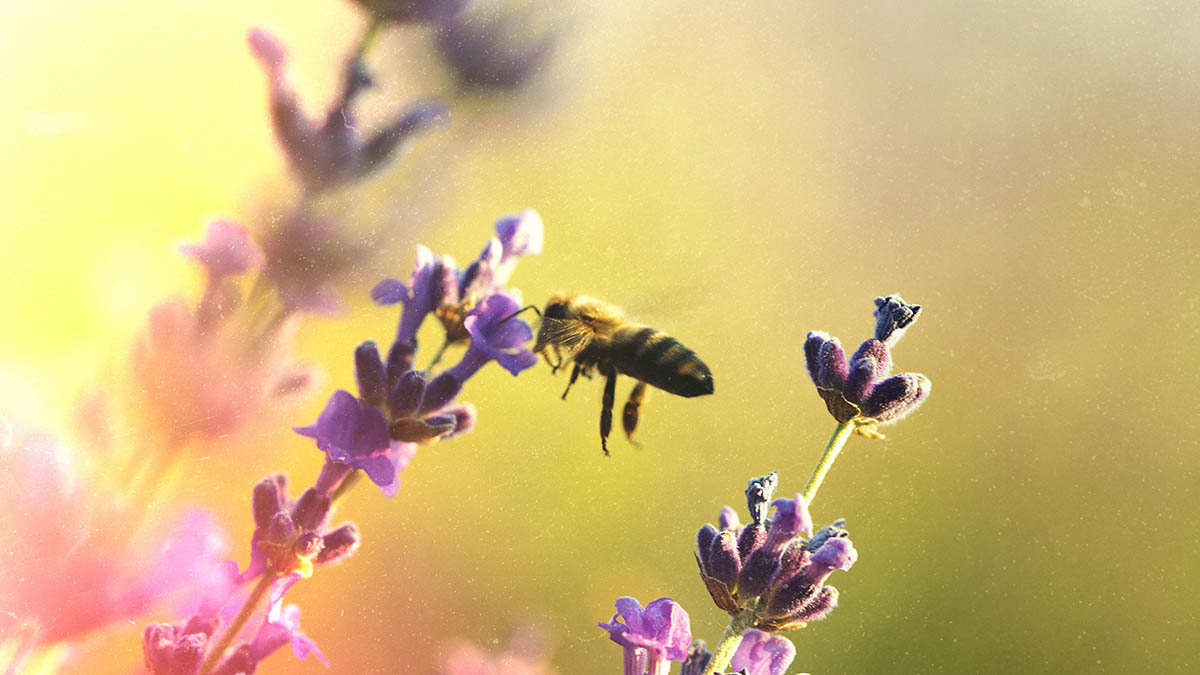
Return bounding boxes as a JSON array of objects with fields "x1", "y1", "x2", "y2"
[
  {"x1": 801, "y1": 420, "x2": 855, "y2": 505},
  {"x1": 702, "y1": 608, "x2": 756, "y2": 675},
  {"x1": 196, "y1": 573, "x2": 277, "y2": 675}
]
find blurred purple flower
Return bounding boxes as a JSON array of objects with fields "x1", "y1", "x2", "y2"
[
  {"x1": 350, "y1": 0, "x2": 469, "y2": 24},
  {"x1": 435, "y1": 11, "x2": 557, "y2": 91},
  {"x1": 248, "y1": 26, "x2": 447, "y2": 194},
  {"x1": 728, "y1": 630, "x2": 796, "y2": 675},
  {"x1": 804, "y1": 294, "x2": 930, "y2": 430},
  {"x1": 598, "y1": 597, "x2": 692, "y2": 674}
]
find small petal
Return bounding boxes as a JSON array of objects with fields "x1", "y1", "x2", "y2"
[
  {"x1": 371, "y1": 278, "x2": 408, "y2": 305},
  {"x1": 729, "y1": 630, "x2": 795, "y2": 675},
  {"x1": 859, "y1": 373, "x2": 931, "y2": 423}
]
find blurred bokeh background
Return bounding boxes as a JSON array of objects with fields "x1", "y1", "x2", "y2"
[{"x1": 2, "y1": 0, "x2": 1199, "y2": 672}]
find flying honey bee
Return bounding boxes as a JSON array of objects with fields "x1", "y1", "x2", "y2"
[{"x1": 522, "y1": 292, "x2": 714, "y2": 455}]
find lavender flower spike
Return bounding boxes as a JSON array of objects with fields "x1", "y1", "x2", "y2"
[
  {"x1": 728, "y1": 630, "x2": 796, "y2": 675},
  {"x1": 598, "y1": 597, "x2": 693, "y2": 675},
  {"x1": 804, "y1": 294, "x2": 930, "y2": 432}
]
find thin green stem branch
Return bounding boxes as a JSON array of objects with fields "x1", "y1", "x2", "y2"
[
  {"x1": 801, "y1": 420, "x2": 855, "y2": 505},
  {"x1": 197, "y1": 573, "x2": 276, "y2": 675},
  {"x1": 703, "y1": 609, "x2": 756, "y2": 675}
]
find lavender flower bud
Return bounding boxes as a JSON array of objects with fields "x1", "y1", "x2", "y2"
[
  {"x1": 745, "y1": 472, "x2": 778, "y2": 525},
  {"x1": 873, "y1": 295, "x2": 921, "y2": 346},
  {"x1": 143, "y1": 624, "x2": 176, "y2": 673},
  {"x1": 291, "y1": 488, "x2": 332, "y2": 532},
  {"x1": 443, "y1": 403, "x2": 477, "y2": 438},
  {"x1": 293, "y1": 531, "x2": 324, "y2": 560},
  {"x1": 354, "y1": 341, "x2": 388, "y2": 408},
  {"x1": 171, "y1": 633, "x2": 208, "y2": 674},
  {"x1": 769, "y1": 543, "x2": 810, "y2": 592},
  {"x1": 860, "y1": 373, "x2": 931, "y2": 423},
  {"x1": 386, "y1": 340, "x2": 416, "y2": 386},
  {"x1": 390, "y1": 370, "x2": 428, "y2": 419},
  {"x1": 717, "y1": 505, "x2": 740, "y2": 532},
  {"x1": 736, "y1": 522, "x2": 767, "y2": 562},
  {"x1": 697, "y1": 524, "x2": 718, "y2": 568},
  {"x1": 804, "y1": 331, "x2": 831, "y2": 385},
  {"x1": 843, "y1": 356, "x2": 878, "y2": 405},
  {"x1": 705, "y1": 531, "x2": 741, "y2": 590},
  {"x1": 265, "y1": 512, "x2": 296, "y2": 545},
  {"x1": 317, "y1": 523, "x2": 361, "y2": 565},
  {"x1": 736, "y1": 547, "x2": 779, "y2": 600},
  {"x1": 211, "y1": 645, "x2": 254, "y2": 675},
  {"x1": 252, "y1": 475, "x2": 286, "y2": 530},
  {"x1": 770, "y1": 585, "x2": 839, "y2": 626},
  {"x1": 681, "y1": 641, "x2": 712, "y2": 675},
  {"x1": 421, "y1": 372, "x2": 463, "y2": 414},
  {"x1": 817, "y1": 338, "x2": 849, "y2": 390},
  {"x1": 806, "y1": 520, "x2": 848, "y2": 552},
  {"x1": 850, "y1": 338, "x2": 892, "y2": 377}
]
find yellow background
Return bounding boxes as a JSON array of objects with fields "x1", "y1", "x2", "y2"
[{"x1": 2, "y1": 0, "x2": 1198, "y2": 672}]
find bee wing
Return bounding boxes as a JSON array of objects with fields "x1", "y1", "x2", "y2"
[{"x1": 534, "y1": 317, "x2": 594, "y2": 356}]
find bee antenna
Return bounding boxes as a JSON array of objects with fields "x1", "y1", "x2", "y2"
[{"x1": 499, "y1": 304, "x2": 542, "y2": 324}]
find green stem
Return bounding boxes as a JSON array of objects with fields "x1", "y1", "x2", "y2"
[
  {"x1": 197, "y1": 573, "x2": 276, "y2": 675},
  {"x1": 802, "y1": 420, "x2": 855, "y2": 505},
  {"x1": 703, "y1": 609, "x2": 756, "y2": 675}
]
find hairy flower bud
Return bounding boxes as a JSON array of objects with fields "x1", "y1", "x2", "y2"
[{"x1": 354, "y1": 341, "x2": 388, "y2": 408}]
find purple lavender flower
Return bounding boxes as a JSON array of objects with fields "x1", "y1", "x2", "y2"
[
  {"x1": 804, "y1": 294, "x2": 931, "y2": 431},
  {"x1": 248, "y1": 27, "x2": 447, "y2": 194},
  {"x1": 728, "y1": 630, "x2": 796, "y2": 675},
  {"x1": 293, "y1": 390, "x2": 399, "y2": 494},
  {"x1": 435, "y1": 11, "x2": 557, "y2": 91},
  {"x1": 448, "y1": 292, "x2": 539, "y2": 379},
  {"x1": 598, "y1": 597, "x2": 692, "y2": 675},
  {"x1": 372, "y1": 244, "x2": 445, "y2": 348},
  {"x1": 246, "y1": 603, "x2": 329, "y2": 667}
]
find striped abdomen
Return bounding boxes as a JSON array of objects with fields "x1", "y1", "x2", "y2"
[{"x1": 607, "y1": 325, "x2": 714, "y2": 398}]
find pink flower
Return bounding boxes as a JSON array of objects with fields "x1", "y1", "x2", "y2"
[{"x1": 0, "y1": 424, "x2": 228, "y2": 651}]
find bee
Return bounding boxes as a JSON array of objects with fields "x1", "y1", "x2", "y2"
[{"x1": 529, "y1": 292, "x2": 714, "y2": 455}]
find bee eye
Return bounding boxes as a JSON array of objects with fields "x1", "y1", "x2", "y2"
[{"x1": 545, "y1": 303, "x2": 567, "y2": 319}]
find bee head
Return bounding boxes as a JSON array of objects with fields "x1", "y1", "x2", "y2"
[{"x1": 542, "y1": 292, "x2": 575, "y2": 320}]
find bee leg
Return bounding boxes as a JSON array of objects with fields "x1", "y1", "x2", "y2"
[
  {"x1": 561, "y1": 362, "x2": 582, "y2": 400},
  {"x1": 622, "y1": 382, "x2": 649, "y2": 446},
  {"x1": 599, "y1": 365, "x2": 617, "y2": 456}
]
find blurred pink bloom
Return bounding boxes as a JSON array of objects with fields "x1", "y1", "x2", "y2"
[
  {"x1": 0, "y1": 423, "x2": 229, "y2": 653},
  {"x1": 132, "y1": 296, "x2": 314, "y2": 445},
  {"x1": 440, "y1": 626, "x2": 556, "y2": 675}
]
